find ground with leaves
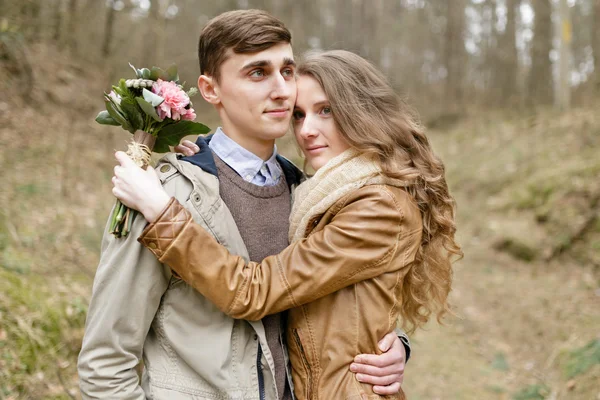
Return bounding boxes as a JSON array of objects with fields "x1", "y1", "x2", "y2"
[{"x1": 1, "y1": 46, "x2": 598, "y2": 400}]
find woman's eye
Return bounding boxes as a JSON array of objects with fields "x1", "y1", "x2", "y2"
[
  {"x1": 292, "y1": 111, "x2": 304, "y2": 120},
  {"x1": 321, "y1": 107, "x2": 332, "y2": 115}
]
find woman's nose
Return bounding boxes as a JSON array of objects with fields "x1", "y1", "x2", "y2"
[{"x1": 299, "y1": 116, "x2": 318, "y2": 138}]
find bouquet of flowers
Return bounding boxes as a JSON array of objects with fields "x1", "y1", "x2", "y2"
[{"x1": 96, "y1": 63, "x2": 210, "y2": 238}]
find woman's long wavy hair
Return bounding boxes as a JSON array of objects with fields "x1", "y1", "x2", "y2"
[{"x1": 297, "y1": 50, "x2": 463, "y2": 333}]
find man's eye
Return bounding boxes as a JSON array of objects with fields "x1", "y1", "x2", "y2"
[
  {"x1": 282, "y1": 68, "x2": 295, "y2": 78},
  {"x1": 250, "y1": 69, "x2": 264, "y2": 77}
]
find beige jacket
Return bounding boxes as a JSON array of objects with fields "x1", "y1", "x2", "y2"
[
  {"x1": 78, "y1": 153, "x2": 285, "y2": 399},
  {"x1": 138, "y1": 184, "x2": 422, "y2": 400}
]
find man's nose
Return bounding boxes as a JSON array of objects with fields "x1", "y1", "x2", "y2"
[{"x1": 271, "y1": 72, "x2": 292, "y2": 100}]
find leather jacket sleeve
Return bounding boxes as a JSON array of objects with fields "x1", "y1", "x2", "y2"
[{"x1": 139, "y1": 185, "x2": 421, "y2": 321}]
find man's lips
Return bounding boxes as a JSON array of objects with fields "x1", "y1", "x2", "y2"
[{"x1": 264, "y1": 108, "x2": 289, "y2": 117}]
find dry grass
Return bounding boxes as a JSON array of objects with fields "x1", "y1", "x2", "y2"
[{"x1": 401, "y1": 108, "x2": 600, "y2": 400}]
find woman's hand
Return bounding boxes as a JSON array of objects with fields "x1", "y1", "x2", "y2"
[{"x1": 112, "y1": 151, "x2": 171, "y2": 223}]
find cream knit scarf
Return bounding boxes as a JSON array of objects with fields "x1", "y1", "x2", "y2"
[{"x1": 288, "y1": 149, "x2": 409, "y2": 243}]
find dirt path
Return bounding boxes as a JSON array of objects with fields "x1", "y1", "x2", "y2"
[{"x1": 402, "y1": 151, "x2": 600, "y2": 400}]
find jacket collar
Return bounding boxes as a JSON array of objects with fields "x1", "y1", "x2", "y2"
[{"x1": 180, "y1": 134, "x2": 304, "y2": 190}]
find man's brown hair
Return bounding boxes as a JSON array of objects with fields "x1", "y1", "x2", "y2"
[{"x1": 198, "y1": 9, "x2": 292, "y2": 82}]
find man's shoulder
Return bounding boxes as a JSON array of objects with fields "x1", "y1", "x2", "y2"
[
  {"x1": 156, "y1": 153, "x2": 218, "y2": 191},
  {"x1": 154, "y1": 153, "x2": 225, "y2": 218}
]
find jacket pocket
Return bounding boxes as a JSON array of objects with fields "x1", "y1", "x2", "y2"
[{"x1": 292, "y1": 328, "x2": 313, "y2": 400}]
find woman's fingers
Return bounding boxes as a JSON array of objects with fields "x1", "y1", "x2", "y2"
[
  {"x1": 174, "y1": 139, "x2": 199, "y2": 156},
  {"x1": 145, "y1": 165, "x2": 161, "y2": 184},
  {"x1": 115, "y1": 151, "x2": 134, "y2": 166}
]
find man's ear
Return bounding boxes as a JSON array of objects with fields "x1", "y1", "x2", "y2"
[{"x1": 198, "y1": 75, "x2": 220, "y2": 105}]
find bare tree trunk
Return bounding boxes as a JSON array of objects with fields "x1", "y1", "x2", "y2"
[
  {"x1": 361, "y1": 0, "x2": 383, "y2": 65},
  {"x1": 556, "y1": 0, "x2": 571, "y2": 111},
  {"x1": 143, "y1": 0, "x2": 166, "y2": 66},
  {"x1": 67, "y1": 0, "x2": 78, "y2": 54},
  {"x1": 102, "y1": 0, "x2": 116, "y2": 58},
  {"x1": 593, "y1": 0, "x2": 600, "y2": 90},
  {"x1": 53, "y1": 0, "x2": 63, "y2": 43},
  {"x1": 527, "y1": 0, "x2": 553, "y2": 106},
  {"x1": 335, "y1": 0, "x2": 363, "y2": 54},
  {"x1": 483, "y1": 0, "x2": 499, "y2": 104},
  {"x1": 445, "y1": 0, "x2": 466, "y2": 108},
  {"x1": 380, "y1": 0, "x2": 403, "y2": 77},
  {"x1": 18, "y1": 0, "x2": 41, "y2": 40},
  {"x1": 498, "y1": 0, "x2": 520, "y2": 104},
  {"x1": 335, "y1": 0, "x2": 350, "y2": 49}
]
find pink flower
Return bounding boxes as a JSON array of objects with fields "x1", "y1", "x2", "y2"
[
  {"x1": 181, "y1": 107, "x2": 196, "y2": 121},
  {"x1": 152, "y1": 79, "x2": 191, "y2": 121}
]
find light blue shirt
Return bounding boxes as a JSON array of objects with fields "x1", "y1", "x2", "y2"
[{"x1": 208, "y1": 128, "x2": 282, "y2": 186}]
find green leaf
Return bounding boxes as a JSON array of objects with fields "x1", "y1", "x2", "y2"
[
  {"x1": 152, "y1": 141, "x2": 171, "y2": 153},
  {"x1": 165, "y1": 64, "x2": 179, "y2": 82},
  {"x1": 116, "y1": 79, "x2": 130, "y2": 97},
  {"x1": 187, "y1": 87, "x2": 198, "y2": 97},
  {"x1": 120, "y1": 98, "x2": 144, "y2": 131},
  {"x1": 136, "y1": 97, "x2": 162, "y2": 122},
  {"x1": 104, "y1": 98, "x2": 133, "y2": 132},
  {"x1": 150, "y1": 66, "x2": 165, "y2": 81},
  {"x1": 95, "y1": 110, "x2": 120, "y2": 126},
  {"x1": 140, "y1": 68, "x2": 151, "y2": 79},
  {"x1": 153, "y1": 121, "x2": 210, "y2": 153},
  {"x1": 142, "y1": 88, "x2": 164, "y2": 107}
]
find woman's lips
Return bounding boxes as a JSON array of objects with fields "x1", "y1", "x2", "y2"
[{"x1": 306, "y1": 145, "x2": 327, "y2": 154}]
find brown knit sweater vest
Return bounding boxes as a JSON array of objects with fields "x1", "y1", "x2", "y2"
[{"x1": 214, "y1": 154, "x2": 292, "y2": 400}]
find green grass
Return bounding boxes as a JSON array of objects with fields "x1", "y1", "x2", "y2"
[
  {"x1": 562, "y1": 339, "x2": 600, "y2": 379},
  {"x1": 0, "y1": 267, "x2": 87, "y2": 397},
  {"x1": 512, "y1": 384, "x2": 550, "y2": 400}
]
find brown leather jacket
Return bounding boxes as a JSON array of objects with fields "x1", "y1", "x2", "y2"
[{"x1": 139, "y1": 184, "x2": 422, "y2": 400}]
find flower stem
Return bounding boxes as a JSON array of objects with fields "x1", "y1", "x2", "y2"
[{"x1": 109, "y1": 200, "x2": 123, "y2": 233}]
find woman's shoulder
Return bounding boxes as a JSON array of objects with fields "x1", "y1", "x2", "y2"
[{"x1": 338, "y1": 184, "x2": 422, "y2": 229}]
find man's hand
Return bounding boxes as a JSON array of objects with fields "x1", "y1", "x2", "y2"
[
  {"x1": 174, "y1": 139, "x2": 200, "y2": 156},
  {"x1": 350, "y1": 332, "x2": 405, "y2": 395}
]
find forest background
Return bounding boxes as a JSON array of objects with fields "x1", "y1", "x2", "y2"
[{"x1": 0, "y1": 0, "x2": 599, "y2": 399}]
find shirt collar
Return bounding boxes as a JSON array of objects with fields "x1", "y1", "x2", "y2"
[{"x1": 208, "y1": 127, "x2": 282, "y2": 183}]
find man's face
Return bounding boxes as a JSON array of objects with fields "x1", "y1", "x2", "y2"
[{"x1": 209, "y1": 43, "x2": 297, "y2": 157}]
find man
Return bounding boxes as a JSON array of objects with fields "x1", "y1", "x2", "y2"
[{"x1": 78, "y1": 9, "x2": 409, "y2": 399}]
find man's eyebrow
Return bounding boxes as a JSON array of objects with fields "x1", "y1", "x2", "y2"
[
  {"x1": 241, "y1": 58, "x2": 296, "y2": 71},
  {"x1": 241, "y1": 60, "x2": 271, "y2": 70}
]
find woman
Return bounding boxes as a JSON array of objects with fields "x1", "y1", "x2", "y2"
[{"x1": 112, "y1": 50, "x2": 462, "y2": 399}]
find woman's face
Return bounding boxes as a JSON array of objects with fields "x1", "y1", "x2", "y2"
[{"x1": 292, "y1": 75, "x2": 351, "y2": 171}]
